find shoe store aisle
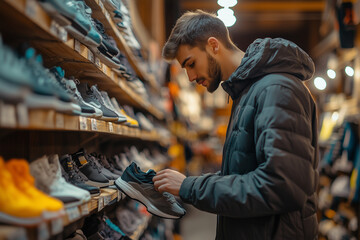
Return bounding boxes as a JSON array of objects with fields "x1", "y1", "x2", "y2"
[{"x1": 180, "y1": 206, "x2": 217, "y2": 240}]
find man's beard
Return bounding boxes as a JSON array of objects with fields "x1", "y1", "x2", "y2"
[{"x1": 206, "y1": 52, "x2": 222, "y2": 93}]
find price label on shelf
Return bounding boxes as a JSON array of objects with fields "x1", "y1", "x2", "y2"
[
  {"x1": 99, "y1": 0, "x2": 104, "y2": 11},
  {"x1": 105, "y1": 11, "x2": 111, "y2": 21},
  {"x1": 91, "y1": 118, "x2": 97, "y2": 131},
  {"x1": 17, "y1": 103, "x2": 29, "y2": 127},
  {"x1": 74, "y1": 40, "x2": 81, "y2": 53},
  {"x1": 104, "y1": 195, "x2": 111, "y2": 206},
  {"x1": 0, "y1": 102, "x2": 16, "y2": 128},
  {"x1": 80, "y1": 203, "x2": 89, "y2": 216},
  {"x1": 51, "y1": 217, "x2": 63, "y2": 235},
  {"x1": 79, "y1": 116, "x2": 88, "y2": 130},
  {"x1": 66, "y1": 206, "x2": 81, "y2": 222},
  {"x1": 88, "y1": 50, "x2": 94, "y2": 63},
  {"x1": 102, "y1": 63, "x2": 107, "y2": 74},
  {"x1": 95, "y1": 57, "x2": 101, "y2": 68},
  {"x1": 98, "y1": 197, "x2": 104, "y2": 211},
  {"x1": 110, "y1": 71, "x2": 115, "y2": 81},
  {"x1": 37, "y1": 222, "x2": 50, "y2": 240},
  {"x1": 108, "y1": 122, "x2": 114, "y2": 132},
  {"x1": 58, "y1": 26, "x2": 68, "y2": 42},
  {"x1": 25, "y1": 0, "x2": 37, "y2": 18},
  {"x1": 55, "y1": 113, "x2": 65, "y2": 129}
]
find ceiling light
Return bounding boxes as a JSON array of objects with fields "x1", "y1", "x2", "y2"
[
  {"x1": 314, "y1": 77, "x2": 327, "y2": 90},
  {"x1": 345, "y1": 66, "x2": 354, "y2": 77},
  {"x1": 217, "y1": 8, "x2": 236, "y2": 27},
  {"x1": 327, "y1": 69, "x2": 336, "y2": 79},
  {"x1": 217, "y1": 0, "x2": 237, "y2": 8}
]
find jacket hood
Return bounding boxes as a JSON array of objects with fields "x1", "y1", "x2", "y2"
[{"x1": 222, "y1": 38, "x2": 315, "y2": 99}]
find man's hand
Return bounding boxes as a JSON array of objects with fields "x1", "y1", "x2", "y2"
[{"x1": 153, "y1": 169, "x2": 186, "y2": 196}]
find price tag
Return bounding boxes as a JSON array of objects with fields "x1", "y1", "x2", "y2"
[
  {"x1": 17, "y1": 103, "x2": 29, "y2": 127},
  {"x1": 98, "y1": 197, "x2": 104, "y2": 211},
  {"x1": 99, "y1": 0, "x2": 104, "y2": 10},
  {"x1": 25, "y1": 0, "x2": 37, "y2": 18},
  {"x1": 91, "y1": 118, "x2": 97, "y2": 131},
  {"x1": 0, "y1": 102, "x2": 16, "y2": 127},
  {"x1": 108, "y1": 122, "x2": 114, "y2": 132},
  {"x1": 95, "y1": 57, "x2": 101, "y2": 68},
  {"x1": 104, "y1": 195, "x2": 111, "y2": 206},
  {"x1": 79, "y1": 116, "x2": 88, "y2": 130},
  {"x1": 105, "y1": 11, "x2": 111, "y2": 21},
  {"x1": 58, "y1": 26, "x2": 67, "y2": 42},
  {"x1": 88, "y1": 50, "x2": 94, "y2": 62},
  {"x1": 37, "y1": 222, "x2": 49, "y2": 240},
  {"x1": 102, "y1": 63, "x2": 107, "y2": 74},
  {"x1": 110, "y1": 71, "x2": 115, "y2": 81},
  {"x1": 74, "y1": 40, "x2": 81, "y2": 53},
  {"x1": 51, "y1": 217, "x2": 63, "y2": 235},
  {"x1": 66, "y1": 206, "x2": 81, "y2": 222},
  {"x1": 55, "y1": 113, "x2": 65, "y2": 129},
  {"x1": 80, "y1": 204, "x2": 89, "y2": 216}
]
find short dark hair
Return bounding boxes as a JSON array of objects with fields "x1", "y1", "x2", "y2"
[{"x1": 162, "y1": 10, "x2": 237, "y2": 61}]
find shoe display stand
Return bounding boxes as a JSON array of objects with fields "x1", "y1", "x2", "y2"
[
  {"x1": 0, "y1": 0, "x2": 164, "y2": 120},
  {"x1": 0, "y1": 0, "x2": 169, "y2": 239}
]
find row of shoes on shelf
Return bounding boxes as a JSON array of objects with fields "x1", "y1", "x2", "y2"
[
  {"x1": 0, "y1": 38, "x2": 164, "y2": 130},
  {"x1": 37, "y1": 0, "x2": 150, "y2": 100},
  {"x1": 0, "y1": 145, "x2": 182, "y2": 227},
  {"x1": 318, "y1": 121, "x2": 360, "y2": 240},
  {"x1": 67, "y1": 200, "x2": 151, "y2": 240}
]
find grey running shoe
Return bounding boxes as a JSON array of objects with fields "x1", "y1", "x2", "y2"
[
  {"x1": 77, "y1": 83, "x2": 119, "y2": 121},
  {"x1": 98, "y1": 154, "x2": 123, "y2": 176},
  {"x1": 115, "y1": 162, "x2": 186, "y2": 219},
  {"x1": 89, "y1": 153, "x2": 120, "y2": 184},
  {"x1": 72, "y1": 149, "x2": 111, "y2": 188},
  {"x1": 100, "y1": 91, "x2": 127, "y2": 123}
]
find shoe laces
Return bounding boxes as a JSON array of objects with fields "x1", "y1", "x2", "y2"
[
  {"x1": 162, "y1": 192, "x2": 176, "y2": 204},
  {"x1": 87, "y1": 155, "x2": 102, "y2": 173}
]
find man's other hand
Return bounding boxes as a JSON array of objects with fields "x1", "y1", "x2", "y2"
[{"x1": 153, "y1": 169, "x2": 186, "y2": 196}]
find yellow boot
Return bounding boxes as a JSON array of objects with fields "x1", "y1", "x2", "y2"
[
  {"x1": 6, "y1": 159, "x2": 65, "y2": 220},
  {"x1": 0, "y1": 157, "x2": 44, "y2": 226}
]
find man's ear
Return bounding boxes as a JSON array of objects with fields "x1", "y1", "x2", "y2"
[{"x1": 207, "y1": 37, "x2": 219, "y2": 54}]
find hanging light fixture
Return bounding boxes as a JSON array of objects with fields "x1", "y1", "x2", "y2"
[
  {"x1": 314, "y1": 77, "x2": 327, "y2": 90},
  {"x1": 327, "y1": 69, "x2": 336, "y2": 79},
  {"x1": 217, "y1": 7, "x2": 236, "y2": 27},
  {"x1": 345, "y1": 66, "x2": 354, "y2": 77},
  {"x1": 217, "y1": 0, "x2": 238, "y2": 8}
]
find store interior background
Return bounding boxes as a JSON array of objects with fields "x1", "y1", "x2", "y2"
[{"x1": 0, "y1": 0, "x2": 359, "y2": 239}]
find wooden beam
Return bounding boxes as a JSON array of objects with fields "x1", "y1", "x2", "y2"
[{"x1": 181, "y1": 1, "x2": 325, "y2": 12}]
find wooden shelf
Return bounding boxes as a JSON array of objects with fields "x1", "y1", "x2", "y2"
[
  {"x1": 0, "y1": 104, "x2": 164, "y2": 143},
  {"x1": 84, "y1": 0, "x2": 160, "y2": 91},
  {"x1": 0, "y1": 0, "x2": 164, "y2": 120}
]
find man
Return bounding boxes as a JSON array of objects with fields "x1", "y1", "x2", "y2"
[{"x1": 153, "y1": 10, "x2": 319, "y2": 240}]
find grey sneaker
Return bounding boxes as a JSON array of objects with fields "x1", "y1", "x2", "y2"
[
  {"x1": 115, "y1": 162, "x2": 186, "y2": 219},
  {"x1": 100, "y1": 91, "x2": 127, "y2": 123},
  {"x1": 98, "y1": 154, "x2": 123, "y2": 176},
  {"x1": 89, "y1": 153, "x2": 120, "y2": 184},
  {"x1": 72, "y1": 149, "x2": 111, "y2": 187}
]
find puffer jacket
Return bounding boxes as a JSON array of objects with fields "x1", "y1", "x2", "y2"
[{"x1": 179, "y1": 38, "x2": 319, "y2": 240}]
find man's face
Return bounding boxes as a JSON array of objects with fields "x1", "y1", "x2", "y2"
[{"x1": 176, "y1": 45, "x2": 222, "y2": 93}]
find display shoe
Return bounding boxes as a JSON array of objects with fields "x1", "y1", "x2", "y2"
[
  {"x1": 115, "y1": 162, "x2": 186, "y2": 219},
  {"x1": 89, "y1": 153, "x2": 120, "y2": 184},
  {"x1": 60, "y1": 154, "x2": 101, "y2": 197},
  {"x1": 0, "y1": 157, "x2": 44, "y2": 226},
  {"x1": 72, "y1": 149, "x2": 111, "y2": 187},
  {"x1": 6, "y1": 159, "x2": 65, "y2": 220},
  {"x1": 30, "y1": 155, "x2": 90, "y2": 208},
  {"x1": 99, "y1": 154, "x2": 123, "y2": 176},
  {"x1": 100, "y1": 91, "x2": 127, "y2": 123},
  {"x1": 110, "y1": 97, "x2": 139, "y2": 127},
  {"x1": 77, "y1": 83, "x2": 119, "y2": 121}
]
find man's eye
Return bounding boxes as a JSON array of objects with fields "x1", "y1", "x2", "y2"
[{"x1": 189, "y1": 62, "x2": 195, "y2": 68}]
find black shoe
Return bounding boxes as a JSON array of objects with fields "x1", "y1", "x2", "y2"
[
  {"x1": 72, "y1": 149, "x2": 110, "y2": 188},
  {"x1": 60, "y1": 154, "x2": 101, "y2": 196}
]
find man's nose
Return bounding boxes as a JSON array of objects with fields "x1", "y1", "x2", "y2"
[{"x1": 187, "y1": 70, "x2": 197, "y2": 82}]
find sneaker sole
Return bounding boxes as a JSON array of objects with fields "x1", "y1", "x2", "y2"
[
  {"x1": 25, "y1": 94, "x2": 81, "y2": 114},
  {"x1": 85, "y1": 180, "x2": 110, "y2": 188},
  {"x1": 114, "y1": 178, "x2": 182, "y2": 219},
  {"x1": 88, "y1": 46, "x2": 121, "y2": 69},
  {"x1": 0, "y1": 79, "x2": 29, "y2": 103},
  {"x1": 0, "y1": 212, "x2": 42, "y2": 226}
]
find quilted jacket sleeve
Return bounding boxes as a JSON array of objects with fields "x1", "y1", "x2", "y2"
[{"x1": 179, "y1": 83, "x2": 317, "y2": 218}]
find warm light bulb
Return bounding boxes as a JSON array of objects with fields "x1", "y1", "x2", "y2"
[
  {"x1": 314, "y1": 77, "x2": 327, "y2": 90},
  {"x1": 345, "y1": 66, "x2": 354, "y2": 77},
  {"x1": 217, "y1": 0, "x2": 237, "y2": 8},
  {"x1": 327, "y1": 69, "x2": 336, "y2": 79},
  {"x1": 217, "y1": 8, "x2": 236, "y2": 27}
]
